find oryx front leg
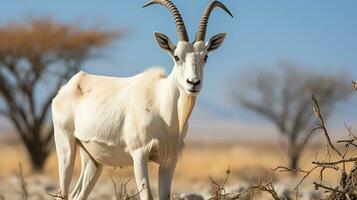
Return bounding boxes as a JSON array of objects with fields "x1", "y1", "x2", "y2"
[
  {"x1": 132, "y1": 148, "x2": 153, "y2": 200},
  {"x1": 158, "y1": 158, "x2": 177, "y2": 200}
]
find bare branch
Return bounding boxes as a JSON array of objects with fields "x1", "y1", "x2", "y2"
[
  {"x1": 274, "y1": 95, "x2": 357, "y2": 199},
  {"x1": 312, "y1": 157, "x2": 357, "y2": 166},
  {"x1": 249, "y1": 179, "x2": 281, "y2": 200},
  {"x1": 313, "y1": 182, "x2": 345, "y2": 194},
  {"x1": 17, "y1": 163, "x2": 29, "y2": 200},
  {"x1": 311, "y1": 95, "x2": 342, "y2": 157}
]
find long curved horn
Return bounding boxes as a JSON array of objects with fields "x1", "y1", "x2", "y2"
[
  {"x1": 143, "y1": 0, "x2": 189, "y2": 42},
  {"x1": 195, "y1": 1, "x2": 233, "y2": 42}
]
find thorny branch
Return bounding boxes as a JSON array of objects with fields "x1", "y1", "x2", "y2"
[
  {"x1": 310, "y1": 95, "x2": 342, "y2": 158},
  {"x1": 274, "y1": 94, "x2": 357, "y2": 199},
  {"x1": 109, "y1": 167, "x2": 143, "y2": 200},
  {"x1": 17, "y1": 163, "x2": 28, "y2": 200},
  {"x1": 208, "y1": 169, "x2": 283, "y2": 200},
  {"x1": 208, "y1": 168, "x2": 234, "y2": 200},
  {"x1": 47, "y1": 191, "x2": 65, "y2": 199}
]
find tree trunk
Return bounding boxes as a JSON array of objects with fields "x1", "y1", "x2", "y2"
[
  {"x1": 287, "y1": 135, "x2": 301, "y2": 171},
  {"x1": 288, "y1": 149, "x2": 300, "y2": 171},
  {"x1": 22, "y1": 131, "x2": 51, "y2": 171},
  {"x1": 29, "y1": 149, "x2": 48, "y2": 171}
]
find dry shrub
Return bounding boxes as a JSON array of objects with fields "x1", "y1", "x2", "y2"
[
  {"x1": 275, "y1": 93, "x2": 357, "y2": 200},
  {"x1": 109, "y1": 167, "x2": 142, "y2": 200},
  {"x1": 208, "y1": 169, "x2": 281, "y2": 200},
  {"x1": 209, "y1": 86, "x2": 357, "y2": 200},
  {"x1": 208, "y1": 168, "x2": 233, "y2": 200}
]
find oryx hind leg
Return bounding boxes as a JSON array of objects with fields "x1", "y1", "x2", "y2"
[
  {"x1": 70, "y1": 145, "x2": 103, "y2": 200},
  {"x1": 54, "y1": 124, "x2": 77, "y2": 200}
]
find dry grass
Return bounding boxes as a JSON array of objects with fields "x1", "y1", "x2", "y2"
[
  {"x1": 0, "y1": 135, "x2": 350, "y2": 186},
  {"x1": 1, "y1": 135, "x2": 356, "y2": 200}
]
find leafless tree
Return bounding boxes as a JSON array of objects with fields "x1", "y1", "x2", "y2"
[
  {"x1": 0, "y1": 18, "x2": 119, "y2": 170},
  {"x1": 231, "y1": 62, "x2": 351, "y2": 170}
]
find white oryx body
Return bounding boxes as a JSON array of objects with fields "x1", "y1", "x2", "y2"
[
  {"x1": 56, "y1": 68, "x2": 185, "y2": 164},
  {"x1": 52, "y1": 1, "x2": 232, "y2": 199}
]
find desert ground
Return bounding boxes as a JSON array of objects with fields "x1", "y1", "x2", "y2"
[{"x1": 1, "y1": 132, "x2": 355, "y2": 200}]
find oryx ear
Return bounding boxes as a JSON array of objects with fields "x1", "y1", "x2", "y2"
[
  {"x1": 206, "y1": 33, "x2": 227, "y2": 52},
  {"x1": 153, "y1": 32, "x2": 176, "y2": 56}
]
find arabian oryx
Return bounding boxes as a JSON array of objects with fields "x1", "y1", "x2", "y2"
[{"x1": 52, "y1": 0, "x2": 232, "y2": 199}]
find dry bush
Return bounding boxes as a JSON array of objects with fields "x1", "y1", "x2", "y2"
[
  {"x1": 208, "y1": 168, "x2": 282, "y2": 200},
  {"x1": 274, "y1": 94, "x2": 357, "y2": 200},
  {"x1": 210, "y1": 86, "x2": 357, "y2": 200},
  {"x1": 109, "y1": 167, "x2": 143, "y2": 200},
  {"x1": 208, "y1": 168, "x2": 234, "y2": 200}
]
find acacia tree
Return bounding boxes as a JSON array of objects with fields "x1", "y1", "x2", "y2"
[
  {"x1": 232, "y1": 63, "x2": 351, "y2": 170},
  {"x1": 0, "y1": 19, "x2": 119, "y2": 170}
]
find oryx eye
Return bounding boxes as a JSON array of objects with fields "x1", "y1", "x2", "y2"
[
  {"x1": 174, "y1": 55, "x2": 180, "y2": 62},
  {"x1": 204, "y1": 55, "x2": 208, "y2": 62}
]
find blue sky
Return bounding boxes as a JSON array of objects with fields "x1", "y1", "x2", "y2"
[{"x1": 1, "y1": 0, "x2": 357, "y2": 139}]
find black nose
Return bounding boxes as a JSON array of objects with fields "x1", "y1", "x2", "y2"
[{"x1": 187, "y1": 78, "x2": 201, "y2": 86}]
